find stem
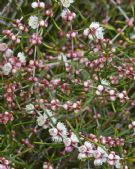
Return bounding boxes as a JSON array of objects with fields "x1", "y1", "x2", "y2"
[
  {"x1": 110, "y1": 0, "x2": 129, "y2": 20},
  {"x1": 111, "y1": 25, "x2": 128, "y2": 43}
]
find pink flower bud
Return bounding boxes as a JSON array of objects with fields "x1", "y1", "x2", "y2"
[
  {"x1": 31, "y1": 2, "x2": 38, "y2": 8},
  {"x1": 11, "y1": 35, "x2": 16, "y2": 41},
  {"x1": 71, "y1": 32, "x2": 77, "y2": 38},
  {"x1": 97, "y1": 85, "x2": 104, "y2": 92},
  {"x1": 108, "y1": 154, "x2": 114, "y2": 160},
  {"x1": 108, "y1": 160, "x2": 115, "y2": 165},
  {"x1": 39, "y1": 2, "x2": 45, "y2": 8},
  {"x1": 132, "y1": 121, "x2": 135, "y2": 127},
  {"x1": 110, "y1": 96, "x2": 116, "y2": 101},
  {"x1": 118, "y1": 93, "x2": 124, "y2": 99},
  {"x1": 39, "y1": 20, "x2": 45, "y2": 26},
  {"x1": 16, "y1": 38, "x2": 20, "y2": 44},
  {"x1": 65, "y1": 146, "x2": 73, "y2": 152},
  {"x1": 109, "y1": 90, "x2": 115, "y2": 95}
]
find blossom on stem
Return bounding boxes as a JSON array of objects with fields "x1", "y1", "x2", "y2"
[
  {"x1": 17, "y1": 52, "x2": 26, "y2": 63},
  {"x1": 25, "y1": 104, "x2": 35, "y2": 114},
  {"x1": 78, "y1": 141, "x2": 94, "y2": 160},
  {"x1": 108, "y1": 152, "x2": 121, "y2": 169},
  {"x1": 84, "y1": 22, "x2": 104, "y2": 40},
  {"x1": 49, "y1": 122, "x2": 67, "y2": 142},
  {"x1": 37, "y1": 110, "x2": 57, "y2": 129},
  {"x1": 64, "y1": 132, "x2": 79, "y2": 151},
  {"x1": 93, "y1": 147, "x2": 108, "y2": 166},
  {"x1": 28, "y1": 16, "x2": 39, "y2": 29},
  {"x1": 60, "y1": 0, "x2": 74, "y2": 8}
]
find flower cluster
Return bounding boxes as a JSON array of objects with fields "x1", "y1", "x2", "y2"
[
  {"x1": 2, "y1": 30, "x2": 20, "y2": 44},
  {"x1": 84, "y1": 22, "x2": 104, "y2": 40},
  {"x1": 0, "y1": 111, "x2": 14, "y2": 124},
  {"x1": 13, "y1": 19, "x2": 28, "y2": 32},
  {"x1": 37, "y1": 112, "x2": 122, "y2": 168},
  {"x1": 61, "y1": 9, "x2": 76, "y2": 21},
  {"x1": 49, "y1": 122, "x2": 67, "y2": 142},
  {"x1": 108, "y1": 152, "x2": 121, "y2": 168},
  {"x1": 37, "y1": 109, "x2": 57, "y2": 129}
]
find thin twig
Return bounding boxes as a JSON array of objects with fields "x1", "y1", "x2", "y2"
[{"x1": 110, "y1": 0, "x2": 129, "y2": 20}]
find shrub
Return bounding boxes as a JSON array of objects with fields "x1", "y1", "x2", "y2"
[{"x1": 0, "y1": 0, "x2": 135, "y2": 168}]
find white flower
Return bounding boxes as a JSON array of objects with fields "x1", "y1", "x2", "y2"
[
  {"x1": 70, "y1": 132, "x2": 79, "y2": 144},
  {"x1": 61, "y1": 9, "x2": 68, "y2": 18},
  {"x1": 97, "y1": 147, "x2": 108, "y2": 157},
  {"x1": 108, "y1": 152, "x2": 121, "y2": 168},
  {"x1": 37, "y1": 114, "x2": 45, "y2": 126},
  {"x1": 49, "y1": 122, "x2": 67, "y2": 142},
  {"x1": 25, "y1": 103, "x2": 34, "y2": 114},
  {"x1": 83, "y1": 28, "x2": 89, "y2": 36},
  {"x1": 78, "y1": 141, "x2": 95, "y2": 161},
  {"x1": 28, "y1": 16, "x2": 39, "y2": 29},
  {"x1": 115, "y1": 155, "x2": 121, "y2": 169},
  {"x1": 37, "y1": 110, "x2": 57, "y2": 129},
  {"x1": 84, "y1": 22, "x2": 104, "y2": 40},
  {"x1": 49, "y1": 128, "x2": 58, "y2": 137},
  {"x1": 17, "y1": 52, "x2": 26, "y2": 63},
  {"x1": 61, "y1": 9, "x2": 70, "y2": 18},
  {"x1": 84, "y1": 141, "x2": 94, "y2": 150},
  {"x1": 101, "y1": 79, "x2": 110, "y2": 86},
  {"x1": 2, "y1": 62, "x2": 12, "y2": 75},
  {"x1": 58, "y1": 53, "x2": 67, "y2": 63},
  {"x1": 94, "y1": 147, "x2": 108, "y2": 166},
  {"x1": 115, "y1": 161, "x2": 121, "y2": 168},
  {"x1": 63, "y1": 132, "x2": 79, "y2": 147},
  {"x1": 98, "y1": 147, "x2": 108, "y2": 161},
  {"x1": 95, "y1": 27, "x2": 104, "y2": 39},
  {"x1": 89, "y1": 22, "x2": 100, "y2": 29},
  {"x1": 52, "y1": 135, "x2": 63, "y2": 142},
  {"x1": 78, "y1": 145, "x2": 87, "y2": 153},
  {"x1": 63, "y1": 137, "x2": 72, "y2": 146},
  {"x1": 78, "y1": 141, "x2": 94, "y2": 161},
  {"x1": 78, "y1": 153, "x2": 87, "y2": 161},
  {"x1": 89, "y1": 22, "x2": 104, "y2": 40},
  {"x1": 49, "y1": 128, "x2": 62, "y2": 142},
  {"x1": 79, "y1": 142, "x2": 94, "y2": 152},
  {"x1": 37, "y1": 113, "x2": 48, "y2": 129},
  {"x1": 57, "y1": 122, "x2": 67, "y2": 135},
  {"x1": 94, "y1": 158, "x2": 103, "y2": 166},
  {"x1": 60, "y1": 0, "x2": 74, "y2": 8},
  {"x1": 46, "y1": 109, "x2": 57, "y2": 125}
]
